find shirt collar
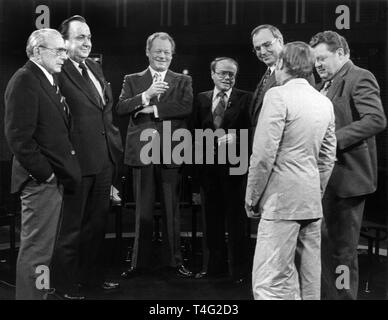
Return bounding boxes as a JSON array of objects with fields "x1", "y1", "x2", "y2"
[
  {"x1": 148, "y1": 66, "x2": 168, "y2": 81},
  {"x1": 70, "y1": 58, "x2": 86, "y2": 74},
  {"x1": 212, "y1": 87, "x2": 232, "y2": 102},
  {"x1": 30, "y1": 59, "x2": 54, "y2": 85}
]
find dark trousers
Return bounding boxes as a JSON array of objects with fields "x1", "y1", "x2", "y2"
[
  {"x1": 200, "y1": 166, "x2": 249, "y2": 279},
  {"x1": 131, "y1": 165, "x2": 183, "y2": 269},
  {"x1": 321, "y1": 189, "x2": 365, "y2": 300},
  {"x1": 52, "y1": 156, "x2": 114, "y2": 291}
]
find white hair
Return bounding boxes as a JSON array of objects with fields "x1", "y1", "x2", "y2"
[{"x1": 26, "y1": 28, "x2": 62, "y2": 58}]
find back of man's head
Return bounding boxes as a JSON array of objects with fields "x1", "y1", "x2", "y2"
[{"x1": 279, "y1": 41, "x2": 315, "y2": 79}]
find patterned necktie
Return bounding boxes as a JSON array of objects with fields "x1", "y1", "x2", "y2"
[
  {"x1": 79, "y1": 62, "x2": 103, "y2": 106},
  {"x1": 257, "y1": 68, "x2": 271, "y2": 98},
  {"x1": 53, "y1": 80, "x2": 70, "y2": 118},
  {"x1": 320, "y1": 80, "x2": 332, "y2": 96},
  {"x1": 213, "y1": 91, "x2": 226, "y2": 129}
]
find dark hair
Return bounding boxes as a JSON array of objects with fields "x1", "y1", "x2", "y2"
[
  {"x1": 279, "y1": 41, "x2": 315, "y2": 79},
  {"x1": 309, "y1": 30, "x2": 349, "y2": 55},
  {"x1": 59, "y1": 15, "x2": 87, "y2": 39},
  {"x1": 210, "y1": 57, "x2": 239, "y2": 73},
  {"x1": 251, "y1": 24, "x2": 284, "y2": 44},
  {"x1": 146, "y1": 32, "x2": 176, "y2": 54}
]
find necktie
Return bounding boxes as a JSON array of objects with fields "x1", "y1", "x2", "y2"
[
  {"x1": 53, "y1": 80, "x2": 70, "y2": 119},
  {"x1": 153, "y1": 72, "x2": 162, "y2": 102},
  {"x1": 79, "y1": 62, "x2": 103, "y2": 106},
  {"x1": 251, "y1": 68, "x2": 271, "y2": 117},
  {"x1": 320, "y1": 80, "x2": 332, "y2": 96},
  {"x1": 213, "y1": 91, "x2": 226, "y2": 129}
]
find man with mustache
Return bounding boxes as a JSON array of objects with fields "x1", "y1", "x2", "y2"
[
  {"x1": 51, "y1": 15, "x2": 123, "y2": 299},
  {"x1": 310, "y1": 31, "x2": 386, "y2": 300},
  {"x1": 192, "y1": 57, "x2": 252, "y2": 283},
  {"x1": 117, "y1": 32, "x2": 193, "y2": 278},
  {"x1": 4, "y1": 28, "x2": 81, "y2": 299}
]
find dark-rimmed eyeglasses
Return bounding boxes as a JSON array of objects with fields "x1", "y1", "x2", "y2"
[
  {"x1": 214, "y1": 71, "x2": 236, "y2": 79},
  {"x1": 252, "y1": 38, "x2": 277, "y2": 54},
  {"x1": 39, "y1": 46, "x2": 68, "y2": 56}
]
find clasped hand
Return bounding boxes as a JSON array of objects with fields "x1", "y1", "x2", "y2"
[{"x1": 144, "y1": 81, "x2": 169, "y2": 100}]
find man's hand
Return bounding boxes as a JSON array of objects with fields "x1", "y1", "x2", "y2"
[
  {"x1": 217, "y1": 133, "x2": 237, "y2": 146},
  {"x1": 144, "y1": 81, "x2": 169, "y2": 100},
  {"x1": 134, "y1": 106, "x2": 154, "y2": 118},
  {"x1": 245, "y1": 201, "x2": 261, "y2": 219}
]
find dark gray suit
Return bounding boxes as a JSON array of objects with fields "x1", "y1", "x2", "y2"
[
  {"x1": 4, "y1": 60, "x2": 81, "y2": 299},
  {"x1": 320, "y1": 60, "x2": 386, "y2": 300}
]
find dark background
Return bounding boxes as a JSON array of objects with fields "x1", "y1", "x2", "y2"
[{"x1": 0, "y1": 0, "x2": 387, "y2": 223}]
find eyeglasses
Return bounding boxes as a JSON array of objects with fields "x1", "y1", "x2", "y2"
[
  {"x1": 151, "y1": 50, "x2": 173, "y2": 57},
  {"x1": 39, "y1": 46, "x2": 68, "y2": 56},
  {"x1": 214, "y1": 71, "x2": 236, "y2": 79},
  {"x1": 252, "y1": 38, "x2": 277, "y2": 54}
]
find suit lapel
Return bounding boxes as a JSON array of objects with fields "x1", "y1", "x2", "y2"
[
  {"x1": 326, "y1": 61, "x2": 352, "y2": 100},
  {"x1": 253, "y1": 72, "x2": 276, "y2": 120},
  {"x1": 159, "y1": 70, "x2": 177, "y2": 102},
  {"x1": 27, "y1": 61, "x2": 69, "y2": 127},
  {"x1": 62, "y1": 59, "x2": 101, "y2": 108}
]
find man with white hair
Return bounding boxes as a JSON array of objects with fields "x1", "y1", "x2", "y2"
[{"x1": 4, "y1": 28, "x2": 81, "y2": 299}]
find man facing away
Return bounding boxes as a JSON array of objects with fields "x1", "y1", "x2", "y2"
[
  {"x1": 310, "y1": 31, "x2": 386, "y2": 300},
  {"x1": 4, "y1": 28, "x2": 81, "y2": 299},
  {"x1": 51, "y1": 15, "x2": 123, "y2": 299},
  {"x1": 245, "y1": 41, "x2": 337, "y2": 300},
  {"x1": 116, "y1": 32, "x2": 193, "y2": 278},
  {"x1": 192, "y1": 57, "x2": 251, "y2": 283}
]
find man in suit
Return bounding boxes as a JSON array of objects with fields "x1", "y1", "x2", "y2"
[
  {"x1": 193, "y1": 57, "x2": 251, "y2": 283},
  {"x1": 310, "y1": 31, "x2": 387, "y2": 300},
  {"x1": 116, "y1": 32, "x2": 193, "y2": 278},
  {"x1": 51, "y1": 15, "x2": 123, "y2": 299},
  {"x1": 4, "y1": 29, "x2": 81, "y2": 299},
  {"x1": 245, "y1": 42, "x2": 337, "y2": 300},
  {"x1": 250, "y1": 24, "x2": 284, "y2": 135}
]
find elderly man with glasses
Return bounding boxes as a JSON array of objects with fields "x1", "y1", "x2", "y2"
[
  {"x1": 4, "y1": 28, "x2": 81, "y2": 299},
  {"x1": 192, "y1": 57, "x2": 252, "y2": 283}
]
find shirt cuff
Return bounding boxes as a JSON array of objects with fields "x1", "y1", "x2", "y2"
[
  {"x1": 45, "y1": 173, "x2": 55, "y2": 183},
  {"x1": 153, "y1": 105, "x2": 159, "y2": 118},
  {"x1": 141, "y1": 92, "x2": 150, "y2": 106}
]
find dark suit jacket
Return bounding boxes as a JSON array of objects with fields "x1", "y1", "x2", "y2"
[
  {"x1": 116, "y1": 68, "x2": 193, "y2": 167},
  {"x1": 193, "y1": 88, "x2": 252, "y2": 177},
  {"x1": 57, "y1": 59, "x2": 123, "y2": 175},
  {"x1": 321, "y1": 60, "x2": 386, "y2": 197},
  {"x1": 4, "y1": 60, "x2": 81, "y2": 193}
]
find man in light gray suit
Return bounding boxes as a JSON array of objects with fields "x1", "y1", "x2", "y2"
[{"x1": 245, "y1": 42, "x2": 337, "y2": 300}]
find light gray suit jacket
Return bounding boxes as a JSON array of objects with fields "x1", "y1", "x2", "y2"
[{"x1": 246, "y1": 78, "x2": 336, "y2": 220}]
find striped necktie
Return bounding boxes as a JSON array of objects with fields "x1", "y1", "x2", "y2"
[{"x1": 213, "y1": 91, "x2": 226, "y2": 129}]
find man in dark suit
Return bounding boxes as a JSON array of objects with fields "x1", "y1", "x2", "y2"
[
  {"x1": 116, "y1": 32, "x2": 193, "y2": 278},
  {"x1": 250, "y1": 25, "x2": 284, "y2": 134},
  {"x1": 310, "y1": 31, "x2": 387, "y2": 300},
  {"x1": 4, "y1": 29, "x2": 81, "y2": 299},
  {"x1": 51, "y1": 15, "x2": 123, "y2": 299},
  {"x1": 193, "y1": 57, "x2": 252, "y2": 283}
]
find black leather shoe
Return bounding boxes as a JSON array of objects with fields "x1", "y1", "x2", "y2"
[
  {"x1": 176, "y1": 265, "x2": 193, "y2": 278},
  {"x1": 121, "y1": 267, "x2": 143, "y2": 278},
  {"x1": 194, "y1": 271, "x2": 207, "y2": 279},
  {"x1": 101, "y1": 281, "x2": 120, "y2": 291},
  {"x1": 62, "y1": 292, "x2": 85, "y2": 300}
]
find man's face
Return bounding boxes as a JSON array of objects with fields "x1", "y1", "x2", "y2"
[
  {"x1": 38, "y1": 34, "x2": 68, "y2": 74},
  {"x1": 65, "y1": 21, "x2": 92, "y2": 62},
  {"x1": 211, "y1": 60, "x2": 237, "y2": 91},
  {"x1": 146, "y1": 38, "x2": 173, "y2": 72},
  {"x1": 252, "y1": 28, "x2": 283, "y2": 67},
  {"x1": 312, "y1": 43, "x2": 343, "y2": 81}
]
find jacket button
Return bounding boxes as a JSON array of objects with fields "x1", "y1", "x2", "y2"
[{"x1": 71, "y1": 150, "x2": 76, "y2": 155}]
